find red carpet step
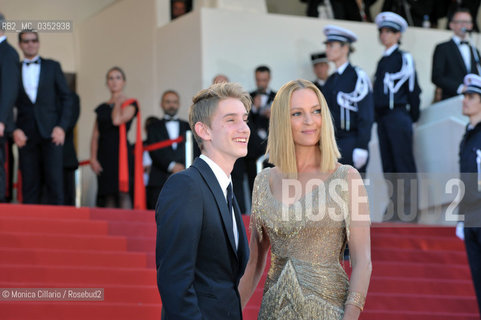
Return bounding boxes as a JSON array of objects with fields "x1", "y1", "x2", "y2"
[{"x1": 0, "y1": 204, "x2": 478, "y2": 320}]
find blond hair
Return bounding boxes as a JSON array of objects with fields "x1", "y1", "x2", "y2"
[
  {"x1": 266, "y1": 79, "x2": 340, "y2": 176},
  {"x1": 189, "y1": 82, "x2": 251, "y2": 149}
]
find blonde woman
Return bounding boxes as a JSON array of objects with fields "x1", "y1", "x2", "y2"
[{"x1": 239, "y1": 79, "x2": 371, "y2": 319}]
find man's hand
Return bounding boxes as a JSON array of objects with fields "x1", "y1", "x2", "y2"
[
  {"x1": 171, "y1": 163, "x2": 185, "y2": 173},
  {"x1": 13, "y1": 129, "x2": 28, "y2": 148},
  {"x1": 253, "y1": 94, "x2": 262, "y2": 110},
  {"x1": 0, "y1": 122, "x2": 4, "y2": 137},
  {"x1": 51, "y1": 126, "x2": 65, "y2": 146}
]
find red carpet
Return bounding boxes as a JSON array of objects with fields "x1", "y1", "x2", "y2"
[{"x1": 0, "y1": 204, "x2": 479, "y2": 319}]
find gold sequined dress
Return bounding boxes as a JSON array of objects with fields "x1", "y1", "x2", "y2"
[{"x1": 251, "y1": 166, "x2": 352, "y2": 320}]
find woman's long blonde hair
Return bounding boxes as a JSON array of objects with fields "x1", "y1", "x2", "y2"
[{"x1": 266, "y1": 79, "x2": 340, "y2": 176}]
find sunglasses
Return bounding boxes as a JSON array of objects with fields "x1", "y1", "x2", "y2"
[{"x1": 20, "y1": 39, "x2": 39, "y2": 44}]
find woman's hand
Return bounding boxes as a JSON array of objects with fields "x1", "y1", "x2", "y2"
[{"x1": 90, "y1": 158, "x2": 103, "y2": 175}]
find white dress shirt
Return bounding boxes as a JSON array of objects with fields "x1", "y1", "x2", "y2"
[
  {"x1": 453, "y1": 36, "x2": 471, "y2": 72},
  {"x1": 199, "y1": 154, "x2": 239, "y2": 250},
  {"x1": 22, "y1": 55, "x2": 41, "y2": 103},
  {"x1": 164, "y1": 116, "x2": 180, "y2": 172},
  {"x1": 0, "y1": 35, "x2": 6, "y2": 44},
  {"x1": 164, "y1": 116, "x2": 180, "y2": 150}
]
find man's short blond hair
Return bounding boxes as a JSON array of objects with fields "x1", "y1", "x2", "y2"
[{"x1": 189, "y1": 82, "x2": 251, "y2": 149}]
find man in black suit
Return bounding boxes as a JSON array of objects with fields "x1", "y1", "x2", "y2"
[
  {"x1": 0, "y1": 13, "x2": 20, "y2": 203},
  {"x1": 156, "y1": 82, "x2": 250, "y2": 319},
  {"x1": 13, "y1": 30, "x2": 73, "y2": 205},
  {"x1": 146, "y1": 90, "x2": 191, "y2": 209},
  {"x1": 246, "y1": 65, "x2": 276, "y2": 193},
  {"x1": 432, "y1": 8, "x2": 481, "y2": 101}
]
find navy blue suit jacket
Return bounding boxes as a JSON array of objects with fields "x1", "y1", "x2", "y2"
[{"x1": 156, "y1": 157, "x2": 249, "y2": 320}]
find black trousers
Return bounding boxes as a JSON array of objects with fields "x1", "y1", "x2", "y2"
[
  {"x1": 19, "y1": 134, "x2": 64, "y2": 205},
  {"x1": 146, "y1": 185, "x2": 163, "y2": 210},
  {"x1": 63, "y1": 168, "x2": 76, "y2": 206},
  {"x1": 0, "y1": 137, "x2": 5, "y2": 202},
  {"x1": 464, "y1": 227, "x2": 481, "y2": 316}
]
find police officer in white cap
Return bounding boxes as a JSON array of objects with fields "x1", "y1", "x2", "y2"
[
  {"x1": 459, "y1": 73, "x2": 481, "y2": 316},
  {"x1": 310, "y1": 52, "x2": 329, "y2": 91},
  {"x1": 373, "y1": 12, "x2": 422, "y2": 221},
  {"x1": 322, "y1": 25, "x2": 374, "y2": 173}
]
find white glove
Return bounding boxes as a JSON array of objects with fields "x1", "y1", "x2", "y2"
[
  {"x1": 352, "y1": 148, "x2": 368, "y2": 169},
  {"x1": 457, "y1": 84, "x2": 465, "y2": 95},
  {"x1": 456, "y1": 222, "x2": 464, "y2": 241}
]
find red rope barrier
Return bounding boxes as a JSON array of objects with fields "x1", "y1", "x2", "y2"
[{"x1": 78, "y1": 136, "x2": 185, "y2": 166}]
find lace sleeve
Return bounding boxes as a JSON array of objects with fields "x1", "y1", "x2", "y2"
[
  {"x1": 345, "y1": 165, "x2": 371, "y2": 242},
  {"x1": 249, "y1": 169, "x2": 267, "y2": 242}
]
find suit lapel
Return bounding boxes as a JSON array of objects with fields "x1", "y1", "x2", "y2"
[
  {"x1": 34, "y1": 57, "x2": 45, "y2": 104},
  {"x1": 450, "y1": 40, "x2": 468, "y2": 74},
  {"x1": 233, "y1": 196, "x2": 248, "y2": 269},
  {"x1": 159, "y1": 119, "x2": 174, "y2": 151},
  {"x1": 192, "y1": 158, "x2": 238, "y2": 259}
]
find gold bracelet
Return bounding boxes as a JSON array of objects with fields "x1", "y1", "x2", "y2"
[{"x1": 345, "y1": 291, "x2": 366, "y2": 311}]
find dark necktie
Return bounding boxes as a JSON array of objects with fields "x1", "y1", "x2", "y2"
[
  {"x1": 460, "y1": 40, "x2": 469, "y2": 46},
  {"x1": 226, "y1": 183, "x2": 233, "y2": 215}
]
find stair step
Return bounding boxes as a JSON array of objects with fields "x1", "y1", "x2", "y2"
[
  {"x1": 372, "y1": 233, "x2": 465, "y2": 251},
  {"x1": 370, "y1": 261, "x2": 471, "y2": 280},
  {"x1": 371, "y1": 224, "x2": 456, "y2": 237},
  {"x1": 108, "y1": 221, "x2": 156, "y2": 237},
  {"x1": 0, "y1": 232, "x2": 127, "y2": 251},
  {"x1": 90, "y1": 208, "x2": 155, "y2": 223},
  {"x1": 0, "y1": 302, "x2": 161, "y2": 320},
  {"x1": 0, "y1": 204, "x2": 90, "y2": 220},
  {"x1": 360, "y1": 310, "x2": 479, "y2": 320},
  {"x1": 364, "y1": 293, "x2": 478, "y2": 313},
  {"x1": 0, "y1": 217, "x2": 108, "y2": 235},
  {"x1": 0, "y1": 265, "x2": 156, "y2": 286},
  {"x1": 0, "y1": 248, "x2": 147, "y2": 268},
  {"x1": 372, "y1": 248, "x2": 468, "y2": 264},
  {"x1": 369, "y1": 276, "x2": 476, "y2": 296}
]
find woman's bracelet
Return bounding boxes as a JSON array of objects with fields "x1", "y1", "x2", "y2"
[{"x1": 345, "y1": 291, "x2": 366, "y2": 311}]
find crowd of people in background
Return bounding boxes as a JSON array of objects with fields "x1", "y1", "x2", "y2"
[
  {"x1": 0, "y1": 6, "x2": 479, "y2": 212},
  {"x1": 1, "y1": 3, "x2": 481, "y2": 313}
]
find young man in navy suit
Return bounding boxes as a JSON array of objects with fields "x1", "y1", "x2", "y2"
[
  {"x1": 156, "y1": 82, "x2": 250, "y2": 319},
  {"x1": 13, "y1": 30, "x2": 73, "y2": 205}
]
